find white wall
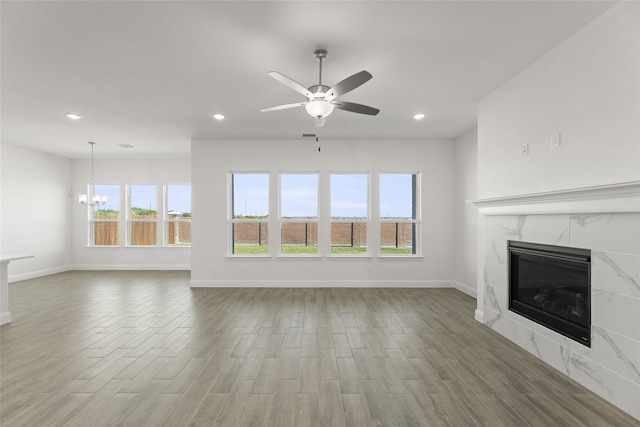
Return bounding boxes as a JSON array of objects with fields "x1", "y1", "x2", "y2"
[
  {"x1": 1, "y1": 143, "x2": 72, "y2": 280},
  {"x1": 0, "y1": 148, "x2": 192, "y2": 279},
  {"x1": 477, "y1": 2, "x2": 639, "y2": 199},
  {"x1": 453, "y1": 128, "x2": 478, "y2": 295},
  {"x1": 191, "y1": 139, "x2": 455, "y2": 287},
  {"x1": 71, "y1": 158, "x2": 191, "y2": 270}
]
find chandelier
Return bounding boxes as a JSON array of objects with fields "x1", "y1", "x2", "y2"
[{"x1": 78, "y1": 141, "x2": 107, "y2": 206}]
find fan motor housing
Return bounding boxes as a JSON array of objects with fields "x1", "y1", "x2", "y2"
[
  {"x1": 308, "y1": 84, "x2": 330, "y2": 98},
  {"x1": 314, "y1": 49, "x2": 328, "y2": 61}
]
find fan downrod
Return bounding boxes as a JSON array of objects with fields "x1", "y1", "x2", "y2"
[{"x1": 313, "y1": 50, "x2": 328, "y2": 89}]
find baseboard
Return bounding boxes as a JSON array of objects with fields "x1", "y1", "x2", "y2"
[
  {"x1": 9, "y1": 265, "x2": 190, "y2": 282},
  {"x1": 190, "y1": 279, "x2": 456, "y2": 288},
  {"x1": 451, "y1": 280, "x2": 477, "y2": 298},
  {"x1": 0, "y1": 311, "x2": 12, "y2": 325},
  {"x1": 73, "y1": 264, "x2": 190, "y2": 271},
  {"x1": 474, "y1": 309, "x2": 484, "y2": 323},
  {"x1": 8, "y1": 265, "x2": 73, "y2": 283}
]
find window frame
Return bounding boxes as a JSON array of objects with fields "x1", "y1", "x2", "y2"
[
  {"x1": 164, "y1": 183, "x2": 192, "y2": 248},
  {"x1": 127, "y1": 183, "x2": 160, "y2": 247},
  {"x1": 88, "y1": 183, "x2": 121, "y2": 247},
  {"x1": 329, "y1": 172, "x2": 370, "y2": 257},
  {"x1": 228, "y1": 172, "x2": 270, "y2": 257},
  {"x1": 378, "y1": 172, "x2": 421, "y2": 257},
  {"x1": 279, "y1": 171, "x2": 320, "y2": 257}
]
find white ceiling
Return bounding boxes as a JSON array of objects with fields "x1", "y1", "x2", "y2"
[{"x1": 1, "y1": 1, "x2": 616, "y2": 159}]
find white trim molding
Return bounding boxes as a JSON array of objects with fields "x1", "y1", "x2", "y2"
[
  {"x1": 0, "y1": 311, "x2": 11, "y2": 325},
  {"x1": 190, "y1": 279, "x2": 455, "y2": 288},
  {"x1": 73, "y1": 264, "x2": 190, "y2": 271},
  {"x1": 8, "y1": 265, "x2": 72, "y2": 283},
  {"x1": 470, "y1": 181, "x2": 640, "y2": 215},
  {"x1": 451, "y1": 280, "x2": 477, "y2": 298}
]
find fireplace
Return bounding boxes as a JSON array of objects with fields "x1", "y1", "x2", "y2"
[{"x1": 508, "y1": 241, "x2": 591, "y2": 347}]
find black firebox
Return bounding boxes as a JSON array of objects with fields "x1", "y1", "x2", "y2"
[{"x1": 508, "y1": 240, "x2": 591, "y2": 347}]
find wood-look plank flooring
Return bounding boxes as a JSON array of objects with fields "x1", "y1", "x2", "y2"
[{"x1": 1, "y1": 271, "x2": 638, "y2": 426}]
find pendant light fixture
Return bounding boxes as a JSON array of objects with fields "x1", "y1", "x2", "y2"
[{"x1": 78, "y1": 141, "x2": 107, "y2": 206}]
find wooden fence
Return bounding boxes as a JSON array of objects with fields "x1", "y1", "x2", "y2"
[
  {"x1": 232, "y1": 221, "x2": 413, "y2": 248},
  {"x1": 93, "y1": 214, "x2": 192, "y2": 246}
]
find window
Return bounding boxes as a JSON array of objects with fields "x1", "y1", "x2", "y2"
[
  {"x1": 128, "y1": 184, "x2": 158, "y2": 246},
  {"x1": 330, "y1": 173, "x2": 369, "y2": 255},
  {"x1": 91, "y1": 184, "x2": 120, "y2": 246},
  {"x1": 226, "y1": 171, "x2": 421, "y2": 258},
  {"x1": 379, "y1": 173, "x2": 420, "y2": 255},
  {"x1": 280, "y1": 173, "x2": 318, "y2": 255},
  {"x1": 166, "y1": 184, "x2": 191, "y2": 247},
  {"x1": 230, "y1": 173, "x2": 269, "y2": 255}
]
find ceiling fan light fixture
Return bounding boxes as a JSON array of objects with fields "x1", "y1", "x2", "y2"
[
  {"x1": 305, "y1": 100, "x2": 334, "y2": 118},
  {"x1": 261, "y1": 49, "x2": 379, "y2": 121}
]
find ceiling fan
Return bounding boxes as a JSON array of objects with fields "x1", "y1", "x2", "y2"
[{"x1": 260, "y1": 49, "x2": 380, "y2": 127}]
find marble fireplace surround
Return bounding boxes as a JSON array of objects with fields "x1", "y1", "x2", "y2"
[{"x1": 472, "y1": 181, "x2": 640, "y2": 420}]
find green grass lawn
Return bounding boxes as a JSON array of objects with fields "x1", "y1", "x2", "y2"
[
  {"x1": 379, "y1": 247, "x2": 413, "y2": 255},
  {"x1": 233, "y1": 245, "x2": 269, "y2": 255},
  {"x1": 233, "y1": 245, "x2": 413, "y2": 255},
  {"x1": 283, "y1": 246, "x2": 318, "y2": 254}
]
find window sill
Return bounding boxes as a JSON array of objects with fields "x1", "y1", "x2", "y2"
[
  {"x1": 278, "y1": 255, "x2": 322, "y2": 258},
  {"x1": 378, "y1": 255, "x2": 424, "y2": 259},
  {"x1": 87, "y1": 246, "x2": 190, "y2": 249},
  {"x1": 227, "y1": 254, "x2": 271, "y2": 258},
  {"x1": 328, "y1": 254, "x2": 373, "y2": 259}
]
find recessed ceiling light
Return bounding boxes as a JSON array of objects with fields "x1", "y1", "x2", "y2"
[
  {"x1": 413, "y1": 113, "x2": 425, "y2": 120},
  {"x1": 66, "y1": 113, "x2": 81, "y2": 120},
  {"x1": 213, "y1": 114, "x2": 225, "y2": 120}
]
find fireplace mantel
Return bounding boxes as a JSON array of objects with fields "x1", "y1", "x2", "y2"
[
  {"x1": 474, "y1": 182, "x2": 640, "y2": 419},
  {"x1": 470, "y1": 181, "x2": 640, "y2": 215}
]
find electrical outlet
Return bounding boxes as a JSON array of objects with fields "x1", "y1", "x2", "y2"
[
  {"x1": 521, "y1": 143, "x2": 529, "y2": 156},
  {"x1": 551, "y1": 132, "x2": 561, "y2": 148}
]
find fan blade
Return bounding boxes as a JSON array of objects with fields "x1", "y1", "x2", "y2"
[
  {"x1": 324, "y1": 71, "x2": 372, "y2": 101},
  {"x1": 268, "y1": 71, "x2": 313, "y2": 99},
  {"x1": 260, "y1": 102, "x2": 307, "y2": 112},
  {"x1": 333, "y1": 101, "x2": 380, "y2": 116}
]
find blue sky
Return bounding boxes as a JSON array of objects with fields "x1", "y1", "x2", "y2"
[
  {"x1": 167, "y1": 184, "x2": 191, "y2": 213},
  {"x1": 281, "y1": 174, "x2": 318, "y2": 217},
  {"x1": 233, "y1": 174, "x2": 269, "y2": 216},
  {"x1": 232, "y1": 173, "x2": 415, "y2": 218},
  {"x1": 331, "y1": 174, "x2": 367, "y2": 218},
  {"x1": 93, "y1": 184, "x2": 192, "y2": 213},
  {"x1": 93, "y1": 184, "x2": 120, "y2": 212},
  {"x1": 380, "y1": 174, "x2": 414, "y2": 219},
  {"x1": 131, "y1": 185, "x2": 157, "y2": 211},
  {"x1": 95, "y1": 175, "x2": 414, "y2": 217}
]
